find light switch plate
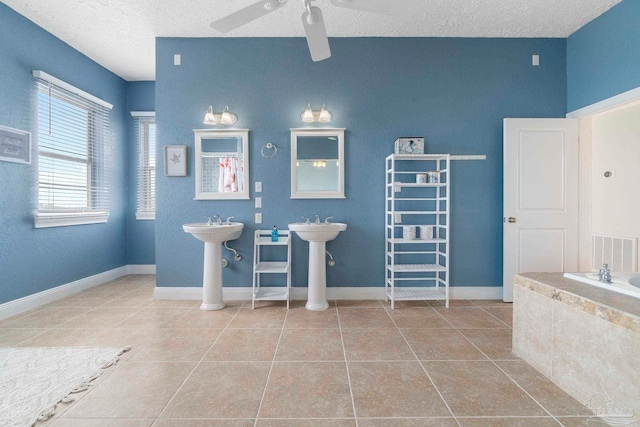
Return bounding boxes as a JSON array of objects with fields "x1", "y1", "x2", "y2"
[
  {"x1": 255, "y1": 213, "x2": 262, "y2": 224},
  {"x1": 255, "y1": 197, "x2": 262, "y2": 208},
  {"x1": 255, "y1": 182, "x2": 262, "y2": 193},
  {"x1": 174, "y1": 54, "x2": 181, "y2": 66}
]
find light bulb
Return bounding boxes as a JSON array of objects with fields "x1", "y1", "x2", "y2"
[
  {"x1": 301, "y1": 104, "x2": 315, "y2": 123},
  {"x1": 203, "y1": 106, "x2": 217, "y2": 125},
  {"x1": 318, "y1": 104, "x2": 332, "y2": 122},
  {"x1": 221, "y1": 106, "x2": 234, "y2": 124}
]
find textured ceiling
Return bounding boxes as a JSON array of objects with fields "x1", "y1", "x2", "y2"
[{"x1": 2, "y1": 0, "x2": 621, "y2": 81}]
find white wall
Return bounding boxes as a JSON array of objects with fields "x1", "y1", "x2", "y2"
[{"x1": 591, "y1": 103, "x2": 640, "y2": 269}]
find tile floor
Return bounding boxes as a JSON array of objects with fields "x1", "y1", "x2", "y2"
[{"x1": 0, "y1": 275, "x2": 608, "y2": 427}]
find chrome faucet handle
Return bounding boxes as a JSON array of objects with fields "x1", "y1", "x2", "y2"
[
  {"x1": 204, "y1": 216, "x2": 213, "y2": 225},
  {"x1": 213, "y1": 215, "x2": 223, "y2": 225},
  {"x1": 324, "y1": 216, "x2": 333, "y2": 224},
  {"x1": 315, "y1": 214, "x2": 320, "y2": 224},
  {"x1": 302, "y1": 216, "x2": 311, "y2": 224},
  {"x1": 225, "y1": 216, "x2": 234, "y2": 224}
]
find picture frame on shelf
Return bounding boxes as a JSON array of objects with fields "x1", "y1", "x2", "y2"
[
  {"x1": 164, "y1": 145, "x2": 187, "y2": 176},
  {"x1": 0, "y1": 125, "x2": 31, "y2": 164}
]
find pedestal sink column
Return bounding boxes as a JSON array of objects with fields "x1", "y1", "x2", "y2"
[
  {"x1": 307, "y1": 241, "x2": 329, "y2": 311},
  {"x1": 201, "y1": 242, "x2": 225, "y2": 310}
]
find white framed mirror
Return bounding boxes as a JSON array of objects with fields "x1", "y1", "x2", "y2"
[
  {"x1": 193, "y1": 129, "x2": 249, "y2": 200},
  {"x1": 291, "y1": 128, "x2": 345, "y2": 199}
]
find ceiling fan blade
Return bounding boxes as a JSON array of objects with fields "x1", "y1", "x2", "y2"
[
  {"x1": 301, "y1": 6, "x2": 331, "y2": 62},
  {"x1": 329, "y1": 0, "x2": 420, "y2": 17},
  {"x1": 210, "y1": 0, "x2": 288, "y2": 33}
]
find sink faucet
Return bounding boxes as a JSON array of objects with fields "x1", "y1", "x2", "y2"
[
  {"x1": 315, "y1": 214, "x2": 320, "y2": 224},
  {"x1": 598, "y1": 263, "x2": 612, "y2": 283},
  {"x1": 213, "y1": 215, "x2": 223, "y2": 225},
  {"x1": 324, "y1": 216, "x2": 333, "y2": 224}
]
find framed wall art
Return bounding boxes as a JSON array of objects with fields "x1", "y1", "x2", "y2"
[
  {"x1": 0, "y1": 125, "x2": 31, "y2": 164},
  {"x1": 164, "y1": 145, "x2": 187, "y2": 176}
]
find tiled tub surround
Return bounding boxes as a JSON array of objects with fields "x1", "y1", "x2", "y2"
[
  {"x1": 0, "y1": 274, "x2": 608, "y2": 426},
  {"x1": 513, "y1": 273, "x2": 640, "y2": 422}
]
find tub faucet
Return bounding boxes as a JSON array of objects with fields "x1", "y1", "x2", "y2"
[{"x1": 598, "y1": 264, "x2": 612, "y2": 283}]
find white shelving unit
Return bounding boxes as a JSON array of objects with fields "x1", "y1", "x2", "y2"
[
  {"x1": 252, "y1": 229, "x2": 291, "y2": 309},
  {"x1": 385, "y1": 154, "x2": 450, "y2": 309}
]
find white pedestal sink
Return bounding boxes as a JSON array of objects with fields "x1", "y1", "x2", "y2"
[
  {"x1": 183, "y1": 222, "x2": 244, "y2": 310},
  {"x1": 288, "y1": 222, "x2": 347, "y2": 311}
]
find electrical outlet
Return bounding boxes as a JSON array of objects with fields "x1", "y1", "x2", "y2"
[
  {"x1": 255, "y1": 213, "x2": 262, "y2": 224},
  {"x1": 395, "y1": 213, "x2": 402, "y2": 224},
  {"x1": 255, "y1": 197, "x2": 262, "y2": 208},
  {"x1": 255, "y1": 181, "x2": 262, "y2": 193}
]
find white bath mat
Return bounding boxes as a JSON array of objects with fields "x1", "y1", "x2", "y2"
[{"x1": 0, "y1": 346, "x2": 129, "y2": 427}]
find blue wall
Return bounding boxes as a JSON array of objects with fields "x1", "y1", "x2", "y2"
[
  {"x1": 0, "y1": 3, "x2": 128, "y2": 304},
  {"x1": 155, "y1": 37, "x2": 567, "y2": 290},
  {"x1": 125, "y1": 81, "x2": 156, "y2": 265},
  {"x1": 567, "y1": 0, "x2": 640, "y2": 112}
]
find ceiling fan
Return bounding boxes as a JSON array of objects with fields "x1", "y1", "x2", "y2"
[{"x1": 210, "y1": 0, "x2": 420, "y2": 62}]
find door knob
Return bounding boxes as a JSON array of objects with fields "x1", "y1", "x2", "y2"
[{"x1": 508, "y1": 217, "x2": 516, "y2": 223}]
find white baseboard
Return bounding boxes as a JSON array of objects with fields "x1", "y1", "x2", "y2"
[
  {"x1": 127, "y1": 264, "x2": 156, "y2": 274},
  {"x1": 0, "y1": 264, "x2": 157, "y2": 321},
  {"x1": 154, "y1": 286, "x2": 503, "y2": 301}
]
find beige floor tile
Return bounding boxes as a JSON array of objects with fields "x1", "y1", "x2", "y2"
[
  {"x1": 428, "y1": 300, "x2": 476, "y2": 307},
  {"x1": 435, "y1": 307, "x2": 510, "y2": 329},
  {"x1": 555, "y1": 417, "x2": 611, "y2": 426},
  {"x1": 62, "y1": 361, "x2": 196, "y2": 419},
  {"x1": 146, "y1": 299, "x2": 200, "y2": 308},
  {"x1": 284, "y1": 307, "x2": 339, "y2": 328},
  {"x1": 49, "y1": 420, "x2": 154, "y2": 427},
  {"x1": 381, "y1": 300, "x2": 430, "y2": 308},
  {"x1": 259, "y1": 362, "x2": 353, "y2": 418},
  {"x1": 153, "y1": 420, "x2": 254, "y2": 427},
  {"x1": 0, "y1": 328, "x2": 47, "y2": 346},
  {"x1": 1, "y1": 307, "x2": 92, "y2": 328},
  {"x1": 172, "y1": 306, "x2": 240, "y2": 329},
  {"x1": 276, "y1": 329, "x2": 344, "y2": 361},
  {"x1": 227, "y1": 307, "x2": 287, "y2": 328},
  {"x1": 348, "y1": 361, "x2": 450, "y2": 417},
  {"x1": 457, "y1": 418, "x2": 560, "y2": 427},
  {"x1": 496, "y1": 361, "x2": 593, "y2": 416},
  {"x1": 423, "y1": 361, "x2": 546, "y2": 417},
  {"x1": 336, "y1": 300, "x2": 385, "y2": 308},
  {"x1": 56, "y1": 307, "x2": 141, "y2": 329},
  {"x1": 130, "y1": 328, "x2": 223, "y2": 361},
  {"x1": 161, "y1": 361, "x2": 270, "y2": 419},
  {"x1": 357, "y1": 419, "x2": 458, "y2": 427},
  {"x1": 338, "y1": 308, "x2": 395, "y2": 329},
  {"x1": 459, "y1": 329, "x2": 517, "y2": 360},
  {"x1": 402, "y1": 329, "x2": 487, "y2": 361},
  {"x1": 256, "y1": 420, "x2": 356, "y2": 427},
  {"x1": 469, "y1": 300, "x2": 513, "y2": 307},
  {"x1": 101, "y1": 292, "x2": 155, "y2": 308},
  {"x1": 18, "y1": 328, "x2": 105, "y2": 347},
  {"x1": 113, "y1": 308, "x2": 191, "y2": 328},
  {"x1": 342, "y1": 329, "x2": 415, "y2": 361},
  {"x1": 204, "y1": 328, "x2": 281, "y2": 361},
  {"x1": 87, "y1": 328, "x2": 164, "y2": 355},
  {"x1": 482, "y1": 307, "x2": 513, "y2": 327},
  {"x1": 385, "y1": 307, "x2": 453, "y2": 328}
]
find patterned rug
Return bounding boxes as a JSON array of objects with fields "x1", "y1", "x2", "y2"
[{"x1": 0, "y1": 346, "x2": 129, "y2": 427}]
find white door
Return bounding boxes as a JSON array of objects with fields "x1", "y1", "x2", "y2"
[{"x1": 503, "y1": 118, "x2": 580, "y2": 302}]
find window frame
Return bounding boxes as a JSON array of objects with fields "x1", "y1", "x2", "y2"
[
  {"x1": 33, "y1": 70, "x2": 113, "y2": 229},
  {"x1": 133, "y1": 112, "x2": 156, "y2": 220}
]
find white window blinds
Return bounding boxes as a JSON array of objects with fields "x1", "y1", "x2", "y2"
[
  {"x1": 133, "y1": 113, "x2": 156, "y2": 220},
  {"x1": 33, "y1": 71, "x2": 113, "y2": 228}
]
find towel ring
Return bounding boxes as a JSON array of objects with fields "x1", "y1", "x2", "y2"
[{"x1": 261, "y1": 142, "x2": 277, "y2": 158}]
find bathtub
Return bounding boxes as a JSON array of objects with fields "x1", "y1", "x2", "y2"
[{"x1": 563, "y1": 272, "x2": 640, "y2": 299}]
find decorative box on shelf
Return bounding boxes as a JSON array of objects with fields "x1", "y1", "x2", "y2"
[{"x1": 394, "y1": 137, "x2": 424, "y2": 155}]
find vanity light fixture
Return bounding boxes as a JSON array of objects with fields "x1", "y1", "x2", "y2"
[
  {"x1": 301, "y1": 103, "x2": 332, "y2": 123},
  {"x1": 203, "y1": 106, "x2": 238, "y2": 125}
]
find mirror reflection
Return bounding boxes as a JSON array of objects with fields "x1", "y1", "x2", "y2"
[
  {"x1": 291, "y1": 128, "x2": 345, "y2": 199},
  {"x1": 194, "y1": 129, "x2": 249, "y2": 200}
]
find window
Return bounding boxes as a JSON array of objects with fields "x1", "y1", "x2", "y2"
[
  {"x1": 133, "y1": 112, "x2": 156, "y2": 220},
  {"x1": 33, "y1": 70, "x2": 113, "y2": 228}
]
